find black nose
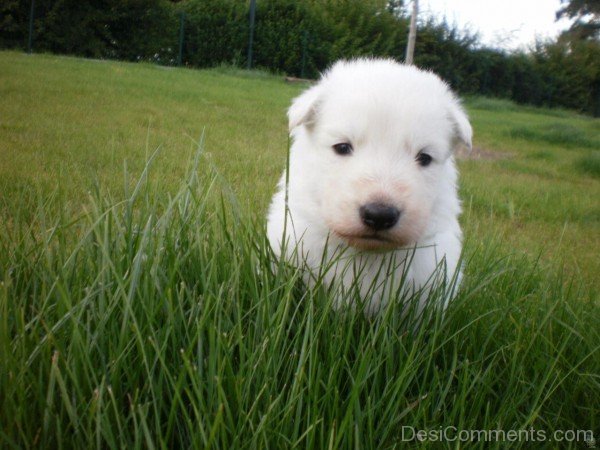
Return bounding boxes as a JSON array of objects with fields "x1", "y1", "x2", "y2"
[{"x1": 359, "y1": 203, "x2": 400, "y2": 231}]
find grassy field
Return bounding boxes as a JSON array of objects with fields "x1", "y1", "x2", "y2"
[
  {"x1": 0, "y1": 51, "x2": 599, "y2": 448},
  {"x1": 1, "y1": 52, "x2": 598, "y2": 286}
]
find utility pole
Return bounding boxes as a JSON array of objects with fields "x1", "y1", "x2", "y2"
[{"x1": 405, "y1": 0, "x2": 418, "y2": 65}]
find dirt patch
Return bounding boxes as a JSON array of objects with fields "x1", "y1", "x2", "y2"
[
  {"x1": 284, "y1": 76, "x2": 314, "y2": 84},
  {"x1": 456, "y1": 145, "x2": 512, "y2": 161}
]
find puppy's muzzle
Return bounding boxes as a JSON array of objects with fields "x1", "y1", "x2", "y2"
[{"x1": 359, "y1": 203, "x2": 400, "y2": 231}]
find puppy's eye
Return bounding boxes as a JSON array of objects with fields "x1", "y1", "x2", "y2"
[
  {"x1": 332, "y1": 143, "x2": 353, "y2": 156},
  {"x1": 416, "y1": 151, "x2": 433, "y2": 167}
]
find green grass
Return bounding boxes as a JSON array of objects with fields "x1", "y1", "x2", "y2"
[
  {"x1": 1, "y1": 52, "x2": 598, "y2": 286},
  {"x1": 1, "y1": 51, "x2": 599, "y2": 448},
  {"x1": 508, "y1": 123, "x2": 600, "y2": 149},
  {"x1": 575, "y1": 151, "x2": 600, "y2": 179},
  {"x1": 0, "y1": 52, "x2": 298, "y2": 212},
  {"x1": 461, "y1": 96, "x2": 599, "y2": 287}
]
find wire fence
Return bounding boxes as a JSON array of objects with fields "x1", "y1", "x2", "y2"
[
  {"x1": 20, "y1": 0, "x2": 320, "y2": 77},
  {"x1": 4, "y1": 0, "x2": 599, "y2": 115}
]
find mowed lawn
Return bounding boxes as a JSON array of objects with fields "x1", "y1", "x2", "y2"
[
  {"x1": 1, "y1": 51, "x2": 598, "y2": 288},
  {"x1": 0, "y1": 51, "x2": 599, "y2": 449},
  {"x1": 0, "y1": 51, "x2": 295, "y2": 209}
]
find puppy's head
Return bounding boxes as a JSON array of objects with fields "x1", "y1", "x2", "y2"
[{"x1": 289, "y1": 59, "x2": 471, "y2": 251}]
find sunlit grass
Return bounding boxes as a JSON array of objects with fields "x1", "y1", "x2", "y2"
[
  {"x1": 1, "y1": 148, "x2": 598, "y2": 448},
  {"x1": 1, "y1": 52, "x2": 598, "y2": 287},
  {"x1": 0, "y1": 51, "x2": 599, "y2": 448},
  {"x1": 575, "y1": 151, "x2": 600, "y2": 179}
]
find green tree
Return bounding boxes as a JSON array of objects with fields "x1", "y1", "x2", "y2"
[
  {"x1": 180, "y1": 0, "x2": 246, "y2": 68},
  {"x1": 0, "y1": 1, "x2": 27, "y2": 48},
  {"x1": 556, "y1": 0, "x2": 600, "y2": 40}
]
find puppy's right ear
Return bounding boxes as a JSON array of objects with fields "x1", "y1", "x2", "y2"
[
  {"x1": 449, "y1": 99, "x2": 473, "y2": 152},
  {"x1": 288, "y1": 84, "x2": 322, "y2": 132}
]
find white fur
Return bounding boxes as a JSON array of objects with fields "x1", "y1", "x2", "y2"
[{"x1": 267, "y1": 59, "x2": 472, "y2": 314}]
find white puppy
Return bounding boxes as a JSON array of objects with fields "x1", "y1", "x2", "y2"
[{"x1": 267, "y1": 58, "x2": 472, "y2": 314}]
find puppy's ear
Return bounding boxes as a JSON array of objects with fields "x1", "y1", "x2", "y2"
[
  {"x1": 449, "y1": 100, "x2": 472, "y2": 151},
  {"x1": 288, "y1": 84, "x2": 322, "y2": 132}
]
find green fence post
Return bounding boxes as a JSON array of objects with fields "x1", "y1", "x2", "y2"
[
  {"x1": 27, "y1": 0, "x2": 35, "y2": 53},
  {"x1": 177, "y1": 11, "x2": 185, "y2": 66},
  {"x1": 247, "y1": 0, "x2": 256, "y2": 70},
  {"x1": 301, "y1": 30, "x2": 308, "y2": 79}
]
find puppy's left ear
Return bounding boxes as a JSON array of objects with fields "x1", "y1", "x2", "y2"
[
  {"x1": 449, "y1": 100, "x2": 472, "y2": 151},
  {"x1": 288, "y1": 84, "x2": 322, "y2": 132}
]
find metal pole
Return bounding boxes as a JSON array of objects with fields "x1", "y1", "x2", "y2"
[
  {"x1": 27, "y1": 0, "x2": 35, "y2": 53},
  {"x1": 301, "y1": 30, "x2": 308, "y2": 78},
  {"x1": 177, "y1": 11, "x2": 185, "y2": 66},
  {"x1": 247, "y1": 0, "x2": 256, "y2": 70},
  {"x1": 405, "y1": 0, "x2": 418, "y2": 65}
]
